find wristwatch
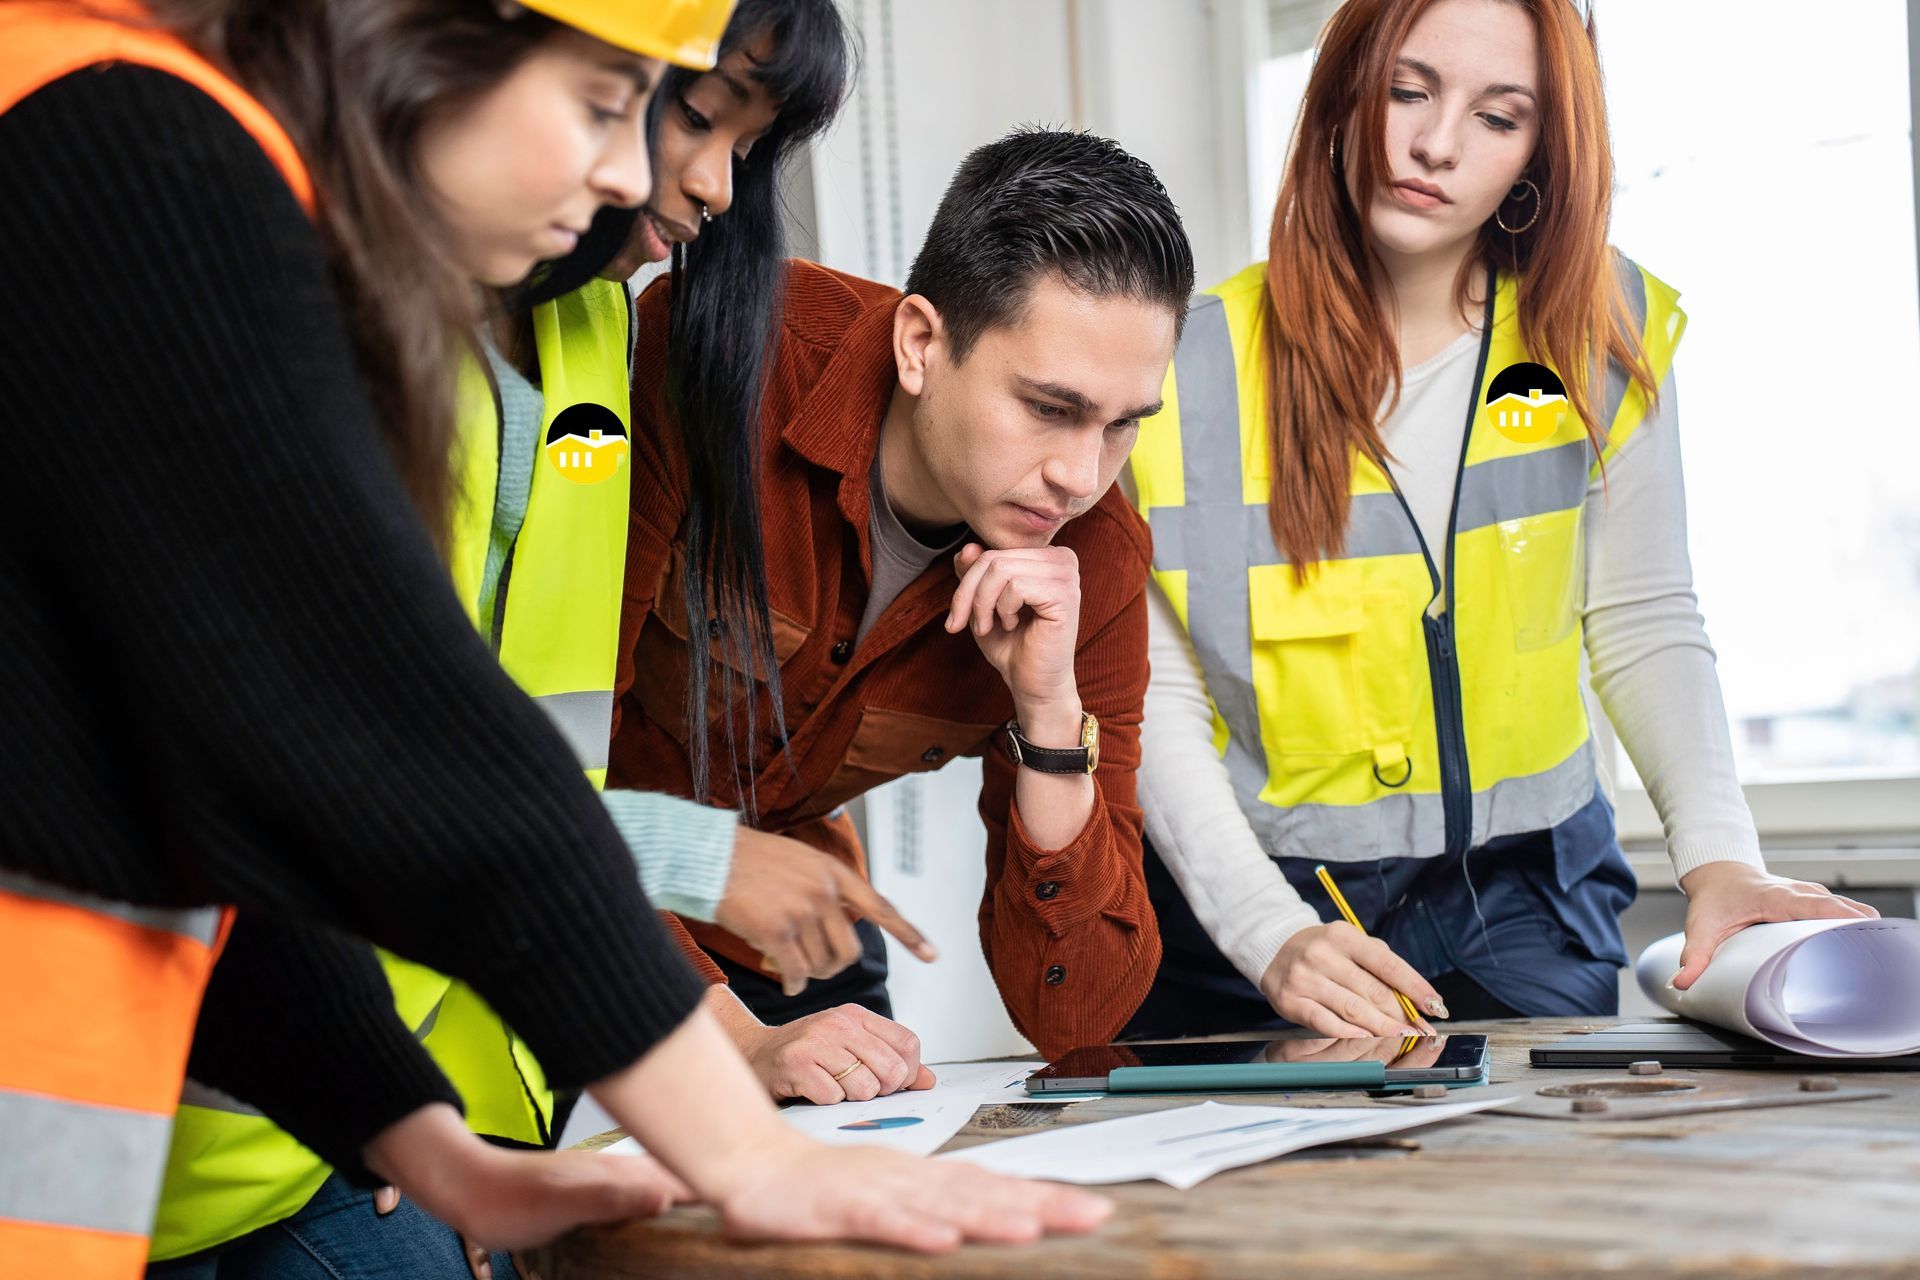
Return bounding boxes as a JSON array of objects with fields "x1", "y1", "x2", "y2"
[{"x1": 1003, "y1": 712, "x2": 1100, "y2": 775}]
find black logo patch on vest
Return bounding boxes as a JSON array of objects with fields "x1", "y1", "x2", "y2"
[
  {"x1": 543, "y1": 403, "x2": 628, "y2": 485},
  {"x1": 1485, "y1": 361, "x2": 1569, "y2": 444}
]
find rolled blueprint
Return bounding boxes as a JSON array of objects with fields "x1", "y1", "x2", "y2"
[{"x1": 1636, "y1": 917, "x2": 1920, "y2": 1057}]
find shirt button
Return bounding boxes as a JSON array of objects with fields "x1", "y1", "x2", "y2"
[
  {"x1": 920, "y1": 745, "x2": 945, "y2": 764},
  {"x1": 706, "y1": 617, "x2": 724, "y2": 640},
  {"x1": 1036, "y1": 881, "x2": 1059, "y2": 901},
  {"x1": 1044, "y1": 964, "x2": 1067, "y2": 986},
  {"x1": 830, "y1": 639, "x2": 853, "y2": 663}
]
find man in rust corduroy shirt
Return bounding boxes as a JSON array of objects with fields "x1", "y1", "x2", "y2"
[{"x1": 610, "y1": 130, "x2": 1196, "y2": 1072}]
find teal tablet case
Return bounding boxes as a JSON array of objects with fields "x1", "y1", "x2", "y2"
[
  {"x1": 1106, "y1": 1062, "x2": 1386, "y2": 1092},
  {"x1": 1073, "y1": 1062, "x2": 1490, "y2": 1095}
]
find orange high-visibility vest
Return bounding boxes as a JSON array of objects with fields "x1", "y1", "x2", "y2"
[{"x1": 0, "y1": 4, "x2": 314, "y2": 1275}]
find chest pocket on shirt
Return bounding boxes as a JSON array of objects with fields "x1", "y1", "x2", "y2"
[
  {"x1": 635, "y1": 542, "x2": 810, "y2": 745},
  {"x1": 796, "y1": 707, "x2": 1001, "y2": 822}
]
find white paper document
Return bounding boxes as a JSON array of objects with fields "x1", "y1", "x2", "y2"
[
  {"x1": 1636, "y1": 918, "x2": 1920, "y2": 1057},
  {"x1": 602, "y1": 1059, "x2": 1085, "y2": 1160},
  {"x1": 939, "y1": 1097, "x2": 1505, "y2": 1190}
]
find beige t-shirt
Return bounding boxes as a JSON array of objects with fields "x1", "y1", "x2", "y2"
[{"x1": 857, "y1": 450, "x2": 968, "y2": 647}]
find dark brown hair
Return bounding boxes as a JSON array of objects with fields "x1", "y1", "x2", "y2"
[
  {"x1": 143, "y1": 0, "x2": 565, "y2": 547},
  {"x1": 1262, "y1": 0, "x2": 1657, "y2": 574}
]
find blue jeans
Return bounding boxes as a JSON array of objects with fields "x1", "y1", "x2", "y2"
[
  {"x1": 1125, "y1": 788, "x2": 1636, "y2": 1040},
  {"x1": 147, "y1": 1171, "x2": 519, "y2": 1280}
]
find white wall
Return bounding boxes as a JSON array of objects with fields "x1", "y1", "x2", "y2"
[{"x1": 808, "y1": 0, "x2": 1249, "y2": 289}]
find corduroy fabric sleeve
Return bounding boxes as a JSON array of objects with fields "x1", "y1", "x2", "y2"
[
  {"x1": 974, "y1": 507, "x2": 1161, "y2": 1058},
  {"x1": 0, "y1": 67, "x2": 703, "y2": 1090}
]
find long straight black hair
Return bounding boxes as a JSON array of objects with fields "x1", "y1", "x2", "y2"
[{"x1": 655, "y1": 0, "x2": 852, "y2": 808}]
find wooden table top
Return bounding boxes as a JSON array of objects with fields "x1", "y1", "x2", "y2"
[{"x1": 523, "y1": 1017, "x2": 1920, "y2": 1279}]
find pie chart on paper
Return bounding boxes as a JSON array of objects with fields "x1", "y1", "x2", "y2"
[{"x1": 838, "y1": 1116, "x2": 926, "y2": 1131}]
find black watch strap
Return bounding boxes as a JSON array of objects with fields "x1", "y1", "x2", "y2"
[{"x1": 1003, "y1": 718, "x2": 1094, "y2": 774}]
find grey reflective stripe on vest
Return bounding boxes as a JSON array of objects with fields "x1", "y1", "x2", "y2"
[
  {"x1": 0, "y1": 1088, "x2": 173, "y2": 1236},
  {"x1": 176, "y1": 992, "x2": 446, "y2": 1119},
  {"x1": 530, "y1": 690, "x2": 613, "y2": 772},
  {"x1": 0, "y1": 867, "x2": 220, "y2": 947},
  {"x1": 1453, "y1": 439, "x2": 1593, "y2": 533},
  {"x1": 1152, "y1": 261, "x2": 1650, "y2": 858},
  {"x1": 1603, "y1": 255, "x2": 1649, "y2": 453},
  {"x1": 1152, "y1": 295, "x2": 1270, "y2": 808},
  {"x1": 178, "y1": 1078, "x2": 263, "y2": 1119},
  {"x1": 1248, "y1": 739, "x2": 1596, "y2": 862}
]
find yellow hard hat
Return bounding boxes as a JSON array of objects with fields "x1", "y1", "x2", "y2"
[{"x1": 518, "y1": 0, "x2": 735, "y2": 70}]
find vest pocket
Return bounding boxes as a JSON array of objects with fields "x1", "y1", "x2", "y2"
[
  {"x1": 1249, "y1": 561, "x2": 1415, "y2": 760},
  {"x1": 1495, "y1": 508, "x2": 1584, "y2": 651}
]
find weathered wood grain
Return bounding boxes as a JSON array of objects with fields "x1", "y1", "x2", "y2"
[{"x1": 522, "y1": 1018, "x2": 1920, "y2": 1279}]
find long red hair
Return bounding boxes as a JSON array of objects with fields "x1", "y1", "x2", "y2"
[{"x1": 1262, "y1": 0, "x2": 1657, "y2": 572}]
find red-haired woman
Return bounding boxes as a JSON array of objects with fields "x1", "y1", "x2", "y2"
[{"x1": 1124, "y1": 0, "x2": 1873, "y2": 1041}]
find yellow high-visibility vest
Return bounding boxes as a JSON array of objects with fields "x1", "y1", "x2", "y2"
[
  {"x1": 1129, "y1": 254, "x2": 1683, "y2": 863},
  {"x1": 151, "y1": 278, "x2": 635, "y2": 1260}
]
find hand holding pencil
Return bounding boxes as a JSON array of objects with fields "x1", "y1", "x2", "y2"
[{"x1": 1252, "y1": 865, "x2": 1449, "y2": 1039}]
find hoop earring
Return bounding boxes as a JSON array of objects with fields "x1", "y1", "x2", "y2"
[{"x1": 1495, "y1": 178, "x2": 1543, "y2": 233}]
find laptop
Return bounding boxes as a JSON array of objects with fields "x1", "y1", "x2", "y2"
[{"x1": 1531, "y1": 1020, "x2": 1920, "y2": 1070}]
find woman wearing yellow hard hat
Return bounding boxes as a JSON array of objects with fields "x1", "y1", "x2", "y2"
[{"x1": 0, "y1": 2, "x2": 1112, "y2": 1279}]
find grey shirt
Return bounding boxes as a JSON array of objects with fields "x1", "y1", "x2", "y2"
[{"x1": 857, "y1": 448, "x2": 968, "y2": 646}]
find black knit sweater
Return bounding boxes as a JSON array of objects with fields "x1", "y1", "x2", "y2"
[{"x1": 0, "y1": 66, "x2": 703, "y2": 1174}]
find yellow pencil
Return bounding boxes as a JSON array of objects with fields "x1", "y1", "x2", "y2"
[{"x1": 1313, "y1": 863, "x2": 1426, "y2": 1037}]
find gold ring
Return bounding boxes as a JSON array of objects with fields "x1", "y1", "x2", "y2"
[{"x1": 831, "y1": 1060, "x2": 864, "y2": 1084}]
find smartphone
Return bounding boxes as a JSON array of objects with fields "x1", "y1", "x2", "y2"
[{"x1": 1025, "y1": 1033, "x2": 1489, "y2": 1093}]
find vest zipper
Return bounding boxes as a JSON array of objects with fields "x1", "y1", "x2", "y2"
[
  {"x1": 1424, "y1": 610, "x2": 1472, "y2": 858},
  {"x1": 1384, "y1": 283, "x2": 1497, "y2": 860}
]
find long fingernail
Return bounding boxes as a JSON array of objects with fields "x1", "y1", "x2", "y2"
[
  {"x1": 1665, "y1": 972, "x2": 1680, "y2": 990},
  {"x1": 1426, "y1": 998, "x2": 1450, "y2": 1019}
]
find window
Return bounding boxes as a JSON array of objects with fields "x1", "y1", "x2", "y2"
[{"x1": 1601, "y1": 2, "x2": 1919, "y2": 785}]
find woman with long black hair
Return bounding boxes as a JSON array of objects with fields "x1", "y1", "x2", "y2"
[
  {"x1": 0, "y1": 2, "x2": 1109, "y2": 1277},
  {"x1": 600, "y1": 0, "x2": 955, "y2": 1110}
]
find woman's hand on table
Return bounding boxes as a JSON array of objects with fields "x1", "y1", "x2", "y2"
[
  {"x1": 706, "y1": 1135, "x2": 1113, "y2": 1253},
  {"x1": 593, "y1": 1004, "x2": 1110, "y2": 1255},
  {"x1": 362, "y1": 1104, "x2": 690, "y2": 1266},
  {"x1": 1259, "y1": 922, "x2": 1445, "y2": 1036},
  {"x1": 1672, "y1": 861, "x2": 1878, "y2": 990}
]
